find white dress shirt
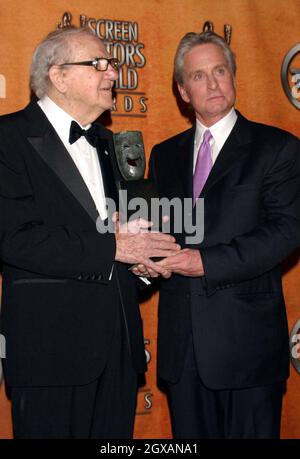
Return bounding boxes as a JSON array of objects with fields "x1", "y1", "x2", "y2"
[
  {"x1": 193, "y1": 108, "x2": 238, "y2": 172},
  {"x1": 38, "y1": 95, "x2": 108, "y2": 220}
]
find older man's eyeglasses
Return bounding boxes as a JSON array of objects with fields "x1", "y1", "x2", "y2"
[{"x1": 58, "y1": 57, "x2": 120, "y2": 71}]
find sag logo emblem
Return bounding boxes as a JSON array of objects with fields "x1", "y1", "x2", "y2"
[
  {"x1": 281, "y1": 44, "x2": 300, "y2": 110},
  {"x1": 290, "y1": 318, "x2": 300, "y2": 374}
]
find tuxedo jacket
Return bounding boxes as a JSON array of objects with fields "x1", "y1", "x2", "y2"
[
  {"x1": 0, "y1": 100, "x2": 146, "y2": 387},
  {"x1": 149, "y1": 112, "x2": 300, "y2": 390}
]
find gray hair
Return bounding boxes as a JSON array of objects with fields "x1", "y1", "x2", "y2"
[
  {"x1": 30, "y1": 27, "x2": 99, "y2": 98},
  {"x1": 174, "y1": 31, "x2": 236, "y2": 85}
]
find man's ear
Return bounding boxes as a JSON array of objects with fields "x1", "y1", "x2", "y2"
[
  {"x1": 233, "y1": 74, "x2": 237, "y2": 89},
  {"x1": 48, "y1": 66, "x2": 68, "y2": 94},
  {"x1": 177, "y1": 83, "x2": 190, "y2": 104}
]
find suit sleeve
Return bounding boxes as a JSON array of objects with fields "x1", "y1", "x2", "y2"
[
  {"x1": 0, "y1": 136, "x2": 115, "y2": 282},
  {"x1": 201, "y1": 134, "x2": 300, "y2": 293}
]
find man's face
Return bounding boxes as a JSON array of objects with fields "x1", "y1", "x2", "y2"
[
  {"x1": 178, "y1": 43, "x2": 236, "y2": 126},
  {"x1": 58, "y1": 35, "x2": 118, "y2": 125}
]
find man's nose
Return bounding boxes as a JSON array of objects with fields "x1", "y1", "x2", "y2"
[
  {"x1": 106, "y1": 64, "x2": 119, "y2": 80},
  {"x1": 207, "y1": 74, "x2": 218, "y2": 89}
]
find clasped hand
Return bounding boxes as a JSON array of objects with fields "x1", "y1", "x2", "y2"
[
  {"x1": 114, "y1": 213, "x2": 181, "y2": 279},
  {"x1": 131, "y1": 247, "x2": 204, "y2": 279}
]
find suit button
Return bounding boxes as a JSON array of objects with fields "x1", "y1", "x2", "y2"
[{"x1": 97, "y1": 274, "x2": 103, "y2": 281}]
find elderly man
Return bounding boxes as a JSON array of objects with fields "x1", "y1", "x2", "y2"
[
  {"x1": 0, "y1": 27, "x2": 179, "y2": 438},
  {"x1": 147, "y1": 32, "x2": 300, "y2": 438}
]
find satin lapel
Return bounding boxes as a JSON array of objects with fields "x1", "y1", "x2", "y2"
[
  {"x1": 95, "y1": 136, "x2": 119, "y2": 205},
  {"x1": 177, "y1": 127, "x2": 195, "y2": 199},
  {"x1": 27, "y1": 126, "x2": 99, "y2": 223},
  {"x1": 201, "y1": 113, "x2": 253, "y2": 195}
]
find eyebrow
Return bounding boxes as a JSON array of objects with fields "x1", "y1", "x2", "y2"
[
  {"x1": 188, "y1": 69, "x2": 203, "y2": 77},
  {"x1": 188, "y1": 63, "x2": 229, "y2": 77}
]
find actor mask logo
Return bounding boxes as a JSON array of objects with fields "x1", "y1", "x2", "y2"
[
  {"x1": 290, "y1": 318, "x2": 300, "y2": 374},
  {"x1": 113, "y1": 131, "x2": 146, "y2": 181},
  {"x1": 281, "y1": 43, "x2": 300, "y2": 110}
]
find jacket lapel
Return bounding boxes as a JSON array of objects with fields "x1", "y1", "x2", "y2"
[
  {"x1": 95, "y1": 131, "x2": 119, "y2": 205},
  {"x1": 176, "y1": 127, "x2": 195, "y2": 199},
  {"x1": 24, "y1": 101, "x2": 100, "y2": 222},
  {"x1": 201, "y1": 112, "x2": 253, "y2": 195}
]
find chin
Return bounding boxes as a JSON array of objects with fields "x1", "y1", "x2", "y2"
[
  {"x1": 207, "y1": 103, "x2": 229, "y2": 115},
  {"x1": 98, "y1": 99, "x2": 113, "y2": 110}
]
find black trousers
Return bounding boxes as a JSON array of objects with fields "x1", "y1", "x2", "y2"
[
  {"x1": 167, "y1": 337, "x2": 284, "y2": 439},
  {"x1": 10, "y1": 306, "x2": 138, "y2": 439}
]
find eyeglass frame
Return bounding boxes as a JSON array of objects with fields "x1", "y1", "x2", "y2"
[{"x1": 57, "y1": 57, "x2": 120, "y2": 72}]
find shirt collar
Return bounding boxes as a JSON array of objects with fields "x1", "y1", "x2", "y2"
[
  {"x1": 37, "y1": 95, "x2": 92, "y2": 145},
  {"x1": 195, "y1": 107, "x2": 237, "y2": 151}
]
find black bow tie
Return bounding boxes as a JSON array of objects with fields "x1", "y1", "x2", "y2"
[{"x1": 69, "y1": 120, "x2": 99, "y2": 147}]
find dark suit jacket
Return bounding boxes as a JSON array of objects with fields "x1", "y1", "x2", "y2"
[
  {"x1": 0, "y1": 100, "x2": 146, "y2": 387},
  {"x1": 149, "y1": 112, "x2": 300, "y2": 390}
]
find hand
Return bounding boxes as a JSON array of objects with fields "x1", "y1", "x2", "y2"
[
  {"x1": 114, "y1": 214, "x2": 180, "y2": 277},
  {"x1": 131, "y1": 263, "x2": 171, "y2": 279},
  {"x1": 156, "y1": 248, "x2": 204, "y2": 277}
]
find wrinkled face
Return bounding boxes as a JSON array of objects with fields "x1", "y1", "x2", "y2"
[
  {"x1": 113, "y1": 131, "x2": 146, "y2": 180},
  {"x1": 178, "y1": 43, "x2": 236, "y2": 126},
  {"x1": 57, "y1": 35, "x2": 118, "y2": 124}
]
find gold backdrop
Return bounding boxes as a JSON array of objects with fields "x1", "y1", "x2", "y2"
[{"x1": 0, "y1": 0, "x2": 300, "y2": 439}]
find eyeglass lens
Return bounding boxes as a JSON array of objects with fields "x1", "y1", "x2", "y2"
[{"x1": 96, "y1": 58, "x2": 119, "y2": 71}]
